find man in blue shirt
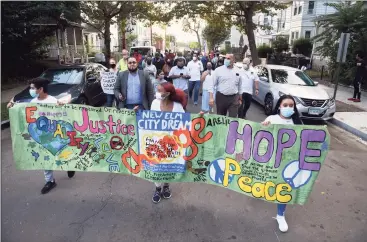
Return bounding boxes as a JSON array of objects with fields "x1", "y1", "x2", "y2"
[{"x1": 114, "y1": 57, "x2": 154, "y2": 110}]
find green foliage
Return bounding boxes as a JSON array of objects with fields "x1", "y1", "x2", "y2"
[
  {"x1": 165, "y1": 34, "x2": 176, "y2": 49},
  {"x1": 189, "y1": 42, "x2": 200, "y2": 50},
  {"x1": 272, "y1": 36, "x2": 289, "y2": 53},
  {"x1": 313, "y1": 2, "x2": 367, "y2": 85},
  {"x1": 126, "y1": 34, "x2": 137, "y2": 48},
  {"x1": 257, "y1": 44, "x2": 273, "y2": 58},
  {"x1": 1, "y1": 1, "x2": 79, "y2": 82},
  {"x1": 292, "y1": 38, "x2": 312, "y2": 56},
  {"x1": 202, "y1": 20, "x2": 231, "y2": 50}
]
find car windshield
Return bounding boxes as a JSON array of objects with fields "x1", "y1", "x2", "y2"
[
  {"x1": 131, "y1": 48, "x2": 151, "y2": 56},
  {"x1": 270, "y1": 69, "x2": 315, "y2": 86},
  {"x1": 41, "y1": 68, "x2": 84, "y2": 84}
]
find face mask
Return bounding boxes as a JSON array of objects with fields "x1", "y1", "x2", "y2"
[
  {"x1": 155, "y1": 92, "x2": 168, "y2": 100},
  {"x1": 147, "y1": 61, "x2": 152, "y2": 65},
  {"x1": 224, "y1": 59, "x2": 231, "y2": 67},
  {"x1": 29, "y1": 89, "x2": 39, "y2": 98},
  {"x1": 110, "y1": 64, "x2": 116, "y2": 69},
  {"x1": 280, "y1": 107, "x2": 294, "y2": 118},
  {"x1": 193, "y1": 57, "x2": 197, "y2": 61},
  {"x1": 243, "y1": 64, "x2": 249, "y2": 70}
]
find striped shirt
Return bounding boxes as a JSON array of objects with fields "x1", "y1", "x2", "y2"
[{"x1": 208, "y1": 65, "x2": 242, "y2": 95}]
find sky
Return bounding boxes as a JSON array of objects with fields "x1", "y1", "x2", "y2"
[{"x1": 166, "y1": 18, "x2": 199, "y2": 43}]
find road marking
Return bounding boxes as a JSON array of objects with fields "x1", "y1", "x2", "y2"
[
  {"x1": 333, "y1": 136, "x2": 344, "y2": 145},
  {"x1": 274, "y1": 230, "x2": 281, "y2": 242}
]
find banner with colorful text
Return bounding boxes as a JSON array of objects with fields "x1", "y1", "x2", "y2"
[{"x1": 9, "y1": 104, "x2": 330, "y2": 205}]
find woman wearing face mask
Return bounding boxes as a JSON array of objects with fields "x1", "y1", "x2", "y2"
[
  {"x1": 152, "y1": 70, "x2": 167, "y2": 93},
  {"x1": 261, "y1": 94, "x2": 303, "y2": 233},
  {"x1": 150, "y1": 82, "x2": 188, "y2": 203},
  {"x1": 105, "y1": 58, "x2": 118, "y2": 107}
]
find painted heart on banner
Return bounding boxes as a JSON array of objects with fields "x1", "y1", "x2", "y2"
[{"x1": 28, "y1": 120, "x2": 73, "y2": 155}]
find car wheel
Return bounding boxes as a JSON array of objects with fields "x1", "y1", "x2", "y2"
[
  {"x1": 264, "y1": 94, "x2": 273, "y2": 115},
  {"x1": 78, "y1": 96, "x2": 88, "y2": 105}
]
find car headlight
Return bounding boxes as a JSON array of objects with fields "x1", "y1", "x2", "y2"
[
  {"x1": 58, "y1": 94, "x2": 72, "y2": 104},
  {"x1": 326, "y1": 98, "x2": 335, "y2": 107}
]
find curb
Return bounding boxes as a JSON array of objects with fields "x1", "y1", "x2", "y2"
[
  {"x1": 1, "y1": 120, "x2": 10, "y2": 130},
  {"x1": 328, "y1": 118, "x2": 367, "y2": 141}
]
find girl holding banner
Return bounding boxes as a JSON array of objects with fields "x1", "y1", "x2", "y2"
[{"x1": 261, "y1": 94, "x2": 303, "y2": 233}]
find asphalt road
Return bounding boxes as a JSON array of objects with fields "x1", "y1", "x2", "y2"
[{"x1": 2, "y1": 98, "x2": 367, "y2": 242}]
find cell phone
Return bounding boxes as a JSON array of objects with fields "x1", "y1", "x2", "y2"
[
  {"x1": 180, "y1": 73, "x2": 183, "y2": 76},
  {"x1": 236, "y1": 73, "x2": 239, "y2": 76}
]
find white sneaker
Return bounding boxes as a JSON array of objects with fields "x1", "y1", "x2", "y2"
[{"x1": 276, "y1": 215, "x2": 288, "y2": 232}]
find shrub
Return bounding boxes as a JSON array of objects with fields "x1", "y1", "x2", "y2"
[
  {"x1": 257, "y1": 44, "x2": 273, "y2": 58},
  {"x1": 272, "y1": 36, "x2": 289, "y2": 53},
  {"x1": 292, "y1": 38, "x2": 313, "y2": 57}
]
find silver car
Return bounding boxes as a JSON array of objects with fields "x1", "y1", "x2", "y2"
[{"x1": 252, "y1": 64, "x2": 336, "y2": 121}]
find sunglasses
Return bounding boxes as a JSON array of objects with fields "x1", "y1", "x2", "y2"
[{"x1": 128, "y1": 61, "x2": 137, "y2": 64}]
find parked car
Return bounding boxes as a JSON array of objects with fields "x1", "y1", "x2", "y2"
[
  {"x1": 12, "y1": 63, "x2": 107, "y2": 106},
  {"x1": 252, "y1": 64, "x2": 336, "y2": 121}
]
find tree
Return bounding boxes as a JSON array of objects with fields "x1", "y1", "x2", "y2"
[
  {"x1": 1, "y1": 1, "x2": 79, "y2": 81},
  {"x1": 257, "y1": 44, "x2": 273, "y2": 58},
  {"x1": 292, "y1": 38, "x2": 312, "y2": 56},
  {"x1": 182, "y1": 16, "x2": 203, "y2": 51},
  {"x1": 202, "y1": 21, "x2": 231, "y2": 50},
  {"x1": 313, "y1": 2, "x2": 367, "y2": 84},
  {"x1": 189, "y1": 41, "x2": 200, "y2": 50},
  {"x1": 80, "y1": 1, "x2": 172, "y2": 61},
  {"x1": 126, "y1": 34, "x2": 137, "y2": 48},
  {"x1": 272, "y1": 36, "x2": 289, "y2": 53},
  {"x1": 169, "y1": 1, "x2": 289, "y2": 65}
]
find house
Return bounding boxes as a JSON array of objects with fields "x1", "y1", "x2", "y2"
[{"x1": 82, "y1": 22, "x2": 119, "y2": 54}]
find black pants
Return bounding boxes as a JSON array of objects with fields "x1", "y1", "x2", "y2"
[
  {"x1": 215, "y1": 92, "x2": 240, "y2": 118},
  {"x1": 353, "y1": 76, "x2": 362, "y2": 99},
  {"x1": 238, "y1": 93, "x2": 252, "y2": 119}
]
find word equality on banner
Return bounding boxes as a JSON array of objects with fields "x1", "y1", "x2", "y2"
[{"x1": 10, "y1": 104, "x2": 330, "y2": 205}]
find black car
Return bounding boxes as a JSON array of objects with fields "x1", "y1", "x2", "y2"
[{"x1": 13, "y1": 63, "x2": 108, "y2": 106}]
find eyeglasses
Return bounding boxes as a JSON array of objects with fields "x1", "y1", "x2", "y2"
[{"x1": 128, "y1": 61, "x2": 137, "y2": 64}]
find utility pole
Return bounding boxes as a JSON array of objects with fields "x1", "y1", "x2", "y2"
[{"x1": 333, "y1": 33, "x2": 350, "y2": 99}]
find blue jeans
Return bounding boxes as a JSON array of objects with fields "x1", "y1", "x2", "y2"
[
  {"x1": 277, "y1": 204, "x2": 286, "y2": 216},
  {"x1": 44, "y1": 170, "x2": 54, "y2": 182},
  {"x1": 106, "y1": 94, "x2": 115, "y2": 107},
  {"x1": 201, "y1": 90, "x2": 210, "y2": 112},
  {"x1": 188, "y1": 81, "x2": 201, "y2": 104}
]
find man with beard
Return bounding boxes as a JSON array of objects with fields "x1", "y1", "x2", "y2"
[
  {"x1": 168, "y1": 58, "x2": 190, "y2": 96},
  {"x1": 114, "y1": 57, "x2": 154, "y2": 110}
]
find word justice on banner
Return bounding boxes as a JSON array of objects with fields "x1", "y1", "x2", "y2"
[{"x1": 9, "y1": 103, "x2": 330, "y2": 205}]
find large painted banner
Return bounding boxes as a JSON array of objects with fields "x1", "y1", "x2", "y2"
[{"x1": 9, "y1": 104, "x2": 330, "y2": 205}]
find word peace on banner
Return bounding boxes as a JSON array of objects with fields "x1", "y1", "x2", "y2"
[
  {"x1": 9, "y1": 104, "x2": 330, "y2": 205},
  {"x1": 101, "y1": 71, "x2": 117, "y2": 94}
]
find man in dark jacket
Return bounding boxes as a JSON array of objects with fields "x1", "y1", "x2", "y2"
[{"x1": 348, "y1": 53, "x2": 365, "y2": 102}]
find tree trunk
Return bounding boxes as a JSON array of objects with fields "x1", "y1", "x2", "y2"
[
  {"x1": 195, "y1": 31, "x2": 202, "y2": 51},
  {"x1": 122, "y1": 30, "x2": 126, "y2": 50},
  {"x1": 243, "y1": 5, "x2": 260, "y2": 66},
  {"x1": 104, "y1": 18, "x2": 111, "y2": 62}
]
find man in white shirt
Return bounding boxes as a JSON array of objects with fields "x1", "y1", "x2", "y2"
[
  {"x1": 8, "y1": 78, "x2": 76, "y2": 195},
  {"x1": 187, "y1": 53, "x2": 204, "y2": 105},
  {"x1": 168, "y1": 58, "x2": 191, "y2": 94},
  {"x1": 208, "y1": 54, "x2": 243, "y2": 118},
  {"x1": 238, "y1": 58, "x2": 259, "y2": 119},
  {"x1": 143, "y1": 56, "x2": 157, "y2": 81}
]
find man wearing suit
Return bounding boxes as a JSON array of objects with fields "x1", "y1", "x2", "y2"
[{"x1": 114, "y1": 57, "x2": 154, "y2": 110}]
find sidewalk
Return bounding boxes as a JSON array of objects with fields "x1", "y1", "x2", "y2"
[{"x1": 319, "y1": 83, "x2": 367, "y2": 141}]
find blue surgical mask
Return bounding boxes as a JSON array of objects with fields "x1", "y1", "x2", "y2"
[
  {"x1": 29, "y1": 89, "x2": 39, "y2": 98},
  {"x1": 224, "y1": 59, "x2": 231, "y2": 67},
  {"x1": 280, "y1": 107, "x2": 294, "y2": 118}
]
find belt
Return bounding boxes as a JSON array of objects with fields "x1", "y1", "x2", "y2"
[{"x1": 218, "y1": 92, "x2": 237, "y2": 96}]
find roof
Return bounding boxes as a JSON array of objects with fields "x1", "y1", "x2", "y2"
[{"x1": 265, "y1": 64, "x2": 300, "y2": 71}]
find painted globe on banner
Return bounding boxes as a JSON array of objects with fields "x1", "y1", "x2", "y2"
[{"x1": 208, "y1": 158, "x2": 236, "y2": 185}]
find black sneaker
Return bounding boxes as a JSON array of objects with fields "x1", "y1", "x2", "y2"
[
  {"x1": 152, "y1": 188, "x2": 162, "y2": 204},
  {"x1": 162, "y1": 185, "x2": 171, "y2": 199},
  {"x1": 67, "y1": 171, "x2": 75, "y2": 178},
  {"x1": 41, "y1": 181, "x2": 57, "y2": 194}
]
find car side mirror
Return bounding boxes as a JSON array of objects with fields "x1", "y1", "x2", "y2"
[
  {"x1": 314, "y1": 81, "x2": 319, "y2": 86},
  {"x1": 87, "y1": 77, "x2": 97, "y2": 83},
  {"x1": 259, "y1": 76, "x2": 268, "y2": 82}
]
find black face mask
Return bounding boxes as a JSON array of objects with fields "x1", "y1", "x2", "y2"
[
  {"x1": 147, "y1": 61, "x2": 152, "y2": 65},
  {"x1": 177, "y1": 65, "x2": 183, "y2": 69},
  {"x1": 110, "y1": 64, "x2": 116, "y2": 69}
]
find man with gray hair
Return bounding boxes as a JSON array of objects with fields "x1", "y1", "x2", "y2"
[
  {"x1": 208, "y1": 54, "x2": 243, "y2": 117},
  {"x1": 117, "y1": 49, "x2": 129, "y2": 72},
  {"x1": 238, "y1": 57, "x2": 259, "y2": 119}
]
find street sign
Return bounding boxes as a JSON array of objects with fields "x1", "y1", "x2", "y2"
[{"x1": 336, "y1": 33, "x2": 350, "y2": 63}]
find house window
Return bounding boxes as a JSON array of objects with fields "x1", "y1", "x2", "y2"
[
  {"x1": 295, "y1": 32, "x2": 299, "y2": 39},
  {"x1": 298, "y1": 6, "x2": 302, "y2": 14},
  {"x1": 305, "y1": 31, "x2": 311, "y2": 39},
  {"x1": 291, "y1": 32, "x2": 295, "y2": 39},
  {"x1": 294, "y1": 7, "x2": 297, "y2": 15},
  {"x1": 282, "y1": 22, "x2": 285, "y2": 28},
  {"x1": 264, "y1": 16, "x2": 269, "y2": 26},
  {"x1": 308, "y1": 1, "x2": 315, "y2": 14}
]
